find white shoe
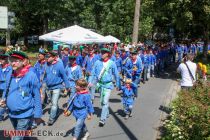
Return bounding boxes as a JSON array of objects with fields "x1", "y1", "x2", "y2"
[{"x1": 82, "y1": 132, "x2": 90, "y2": 140}]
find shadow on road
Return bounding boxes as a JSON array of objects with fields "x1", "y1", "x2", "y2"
[
  {"x1": 93, "y1": 107, "x2": 101, "y2": 117},
  {"x1": 109, "y1": 98, "x2": 121, "y2": 103},
  {"x1": 115, "y1": 109, "x2": 125, "y2": 117},
  {"x1": 110, "y1": 108, "x2": 138, "y2": 140},
  {"x1": 159, "y1": 105, "x2": 172, "y2": 114}
]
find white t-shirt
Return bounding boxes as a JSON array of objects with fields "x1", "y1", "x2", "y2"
[{"x1": 177, "y1": 61, "x2": 197, "y2": 87}]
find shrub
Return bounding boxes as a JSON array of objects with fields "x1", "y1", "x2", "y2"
[{"x1": 161, "y1": 81, "x2": 210, "y2": 140}]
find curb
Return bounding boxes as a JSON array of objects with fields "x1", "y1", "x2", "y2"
[{"x1": 155, "y1": 80, "x2": 180, "y2": 140}]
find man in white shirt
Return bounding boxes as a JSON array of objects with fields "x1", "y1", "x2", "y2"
[{"x1": 177, "y1": 54, "x2": 197, "y2": 89}]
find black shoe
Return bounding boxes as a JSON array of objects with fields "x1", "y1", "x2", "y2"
[
  {"x1": 47, "y1": 119, "x2": 54, "y2": 126},
  {"x1": 99, "y1": 120, "x2": 105, "y2": 127},
  {"x1": 129, "y1": 113, "x2": 133, "y2": 117}
]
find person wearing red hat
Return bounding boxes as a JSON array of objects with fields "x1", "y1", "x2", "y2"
[{"x1": 0, "y1": 51, "x2": 43, "y2": 140}]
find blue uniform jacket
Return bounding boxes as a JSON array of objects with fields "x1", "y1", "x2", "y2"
[
  {"x1": 115, "y1": 57, "x2": 123, "y2": 73},
  {"x1": 82, "y1": 55, "x2": 99, "y2": 74},
  {"x1": 44, "y1": 61, "x2": 70, "y2": 90},
  {"x1": 121, "y1": 83, "x2": 137, "y2": 105},
  {"x1": 89, "y1": 59, "x2": 121, "y2": 90},
  {"x1": 76, "y1": 54, "x2": 83, "y2": 67},
  {"x1": 110, "y1": 55, "x2": 116, "y2": 62},
  {"x1": 34, "y1": 61, "x2": 47, "y2": 81},
  {"x1": 176, "y1": 45, "x2": 183, "y2": 54},
  {"x1": 126, "y1": 58, "x2": 142, "y2": 78},
  {"x1": 65, "y1": 65, "x2": 83, "y2": 88},
  {"x1": 62, "y1": 54, "x2": 69, "y2": 68},
  {"x1": 69, "y1": 92, "x2": 94, "y2": 119},
  {"x1": 142, "y1": 54, "x2": 149, "y2": 67},
  {"x1": 0, "y1": 66, "x2": 13, "y2": 91},
  {"x1": 3, "y1": 71, "x2": 42, "y2": 118}
]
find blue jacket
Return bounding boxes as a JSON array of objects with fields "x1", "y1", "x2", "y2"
[
  {"x1": 121, "y1": 83, "x2": 137, "y2": 105},
  {"x1": 69, "y1": 92, "x2": 94, "y2": 119},
  {"x1": 142, "y1": 54, "x2": 149, "y2": 67},
  {"x1": 89, "y1": 59, "x2": 121, "y2": 90},
  {"x1": 183, "y1": 46, "x2": 188, "y2": 54},
  {"x1": 191, "y1": 44, "x2": 196, "y2": 54},
  {"x1": 44, "y1": 61, "x2": 70, "y2": 90},
  {"x1": 0, "y1": 65, "x2": 13, "y2": 91},
  {"x1": 34, "y1": 61, "x2": 47, "y2": 82},
  {"x1": 3, "y1": 71, "x2": 42, "y2": 118},
  {"x1": 115, "y1": 57, "x2": 123, "y2": 73},
  {"x1": 82, "y1": 55, "x2": 99, "y2": 74},
  {"x1": 125, "y1": 57, "x2": 142, "y2": 79},
  {"x1": 150, "y1": 54, "x2": 156, "y2": 65},
  {"x1": 76, "y1": 54, "x2": 83, "y2": 67},
  {"x1": 65, "y1": 65, "x2": 83, "y2": 88},
  {"x1": 62, "y1": 54, "x2": 69, "y2": 68},
  {"x1": 110, "y1": 55, "x2": 116, "y2": 62},
  {"x1": 176, "y1": 45, "x2": 183, "y2": 54},
  {"x1": 122, "y1": 56, "x2": 131, "y2": 74}
]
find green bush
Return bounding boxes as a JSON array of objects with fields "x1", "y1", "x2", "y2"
[{"x1": 162, "y1": 81, "x2": 210, "y2": 140}]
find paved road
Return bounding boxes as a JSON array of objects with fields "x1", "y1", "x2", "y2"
[{"x1": 0, "y1": 71, "x2": 178, "y2": 140}]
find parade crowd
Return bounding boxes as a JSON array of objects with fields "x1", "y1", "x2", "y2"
[{"x1": 0, "y1": 41, "x2": 209, "y2": 140}]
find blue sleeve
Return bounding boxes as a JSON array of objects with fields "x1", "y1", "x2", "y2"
[
  {"x1": 59, "y1": 63, "x2": 70, "y2": 88},
  {"x1": 84, "y1": 94, "x2": 94, "y2": 114},
  {"x1": 32, "y1": 74, "x2": 42, "y2": 118},
  {"x1": 136, "y1": 62, "x2": 142, "y2": 74}
]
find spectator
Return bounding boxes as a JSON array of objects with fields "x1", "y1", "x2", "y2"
[{"x1": 177, "y1": 54, "x2": 197, "y2": 90}]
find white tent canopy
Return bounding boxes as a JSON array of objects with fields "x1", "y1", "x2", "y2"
[
  {"x1": 104, "y1": 35, "x2": 120, "y2": 43},
  {"x1": 39, "y1": 25, "x2": 109, "y2": 44}
]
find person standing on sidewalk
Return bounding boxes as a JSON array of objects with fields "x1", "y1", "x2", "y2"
[
  {"x1": 177, "y1": 54, "x2": 197, "y2": 90},
  {"x1": 88, "y1": 48, "x2": 121, "y2": 127}
]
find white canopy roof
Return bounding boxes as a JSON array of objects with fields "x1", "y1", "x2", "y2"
[
  {"x1": 39, "y1": 25, "x2": 108, "y2": 44},
  {"x1": 104, "y1": 35, "x2": 120, "y2": 43}
]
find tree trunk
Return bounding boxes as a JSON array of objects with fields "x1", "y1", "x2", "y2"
[
  {"x1": 132, "y1": 0, "x2": 141, "y2": 44},
  {"x1": 43, "y1": 16, "x2": 48, "y2": 49},
  {"x1": 203, "y1": 28, "x2": 209, "y2": 60}
]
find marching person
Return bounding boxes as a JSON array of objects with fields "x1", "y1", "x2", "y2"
[
  {"x1": 88, "y1": 48, "x2": 121, "y2": 127},
  {"x1": 34, "y1": 49, "x2": 48, "y2": 105},
  {"x1": 61, "y1": 45, "x2": 70, "y2": 68},
  {"x1": 0, "y1": 53, "x2": 13, "y2": 122},
  {"x1": 123, "y1": 50, "x2": 142, "y2": 97},
  {"x1": 82, "y1": 47, "x2": 99, "y2": 102},
  {"x1": 65, "y1": 56, "x2": 83, "y2": 97},
  {"x1": 115, "y1": 51, "x2": 123, "y2": 74},
  {"x1": 0, "y1": 51, "x2": 42, "y2": 140},
  {"x1": 44, "y1": 51, "x2": 70, "y2": 125},
  {"x1": 120, "y1": 79, "x2": 137, "y2": 119},
  {"x1": 64, "y1": 79, "x2": 94, "y2": 140},
  {"x1": 148, "y1": 50, "x2": 156, "y2": 78}
]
